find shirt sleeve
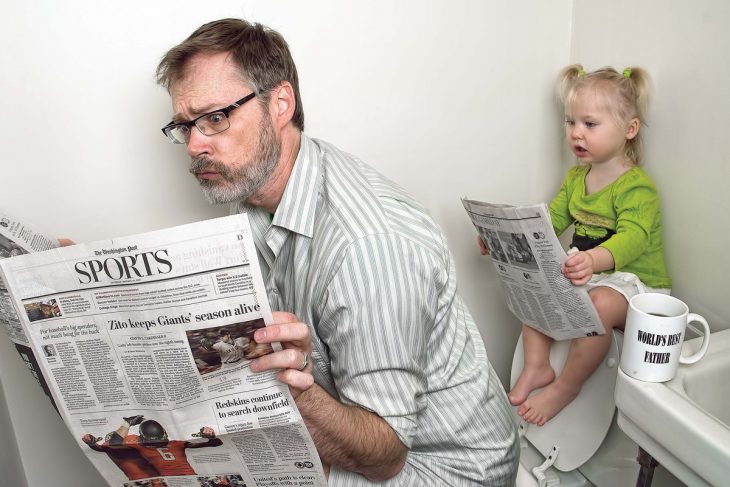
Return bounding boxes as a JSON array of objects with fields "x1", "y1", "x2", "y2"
[
  {"x1": 316, "y1": 233, "x2": 438, "y2": 448},
  {"x1": 599, "y1": 175, "x2": 660, "y2": 270},
  {"x1": 549, "y1": 167, "x2": 578, "y2": 235}
]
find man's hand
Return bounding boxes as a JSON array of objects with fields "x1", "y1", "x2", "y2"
[
  {"x1": 250, "y1": 312, "x2": 407, "y2": 481},
  {"x1": 477, "y1": 235, "x2": 490, "y2": 255},
  {"x1": 249, "y1": 312, "x2": 314, "y2": 398},
  {"x1": 123, "y1": 415, "x2": 144, "y2": 426},
  {"x1": 81, "y1": 434, "x2": 97, "y2": 445},
  {"x1": 58, "y1": 239, "x2": 75, "y2": 247}
]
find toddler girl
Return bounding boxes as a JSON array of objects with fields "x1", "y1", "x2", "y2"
[{"x1": 481, "y1": 65, "x2": 672, "y2": 426}]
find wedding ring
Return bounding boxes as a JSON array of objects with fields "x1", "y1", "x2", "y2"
[{"x1": 297, "y1": 351, "x2": 309, "y2": 371}]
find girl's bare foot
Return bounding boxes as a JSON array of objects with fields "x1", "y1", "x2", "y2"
[
  {"x1": 517, "y1": 381, "x2": 580, "y2": 426},
  {"x1": 508, "y1": 364, "x2": 555, "y2": 406}
]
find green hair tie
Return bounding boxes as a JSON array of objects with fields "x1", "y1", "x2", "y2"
[
  {"x1": 623, "y1": 67, "x2": 632, "y2": 78},
  {"x1": 578, "y1": 68, "x2": 586, "y2": 77}
]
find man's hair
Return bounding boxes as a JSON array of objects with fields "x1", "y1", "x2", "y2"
[{"x1": 156, "y1": 18, "x2": 304, "y2": 130}]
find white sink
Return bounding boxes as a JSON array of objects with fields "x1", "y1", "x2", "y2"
[{"x1": 615, "y1": 328, "x2": 730, "y2": 487}]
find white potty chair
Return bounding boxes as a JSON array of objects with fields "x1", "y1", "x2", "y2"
[{"x1": 512, "y1": 331, "x2": 640, "y2": 487}]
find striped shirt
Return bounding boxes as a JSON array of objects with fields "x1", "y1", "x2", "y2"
[{"x1": 237, "y1": 134, "x2": 518, "y2": 486}]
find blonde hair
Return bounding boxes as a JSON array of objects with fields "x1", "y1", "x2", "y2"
[{"x1": 558, "y1": 64, "x2": 651, "y2": 165}]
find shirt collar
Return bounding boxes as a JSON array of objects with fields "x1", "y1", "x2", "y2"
[
  {"x1": 269, "y1": 133, "x2": 322, "y2": 239},
  {"x1": 236, "y1": 133, "x2": 322, "y2": 238}
]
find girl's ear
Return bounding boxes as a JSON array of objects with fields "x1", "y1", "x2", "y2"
[{"x1": 626, "y1": 117, "x2": 640, "y2": 140}]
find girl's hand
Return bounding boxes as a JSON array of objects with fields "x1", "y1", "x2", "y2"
[
  {"x1": 563, "y1": 250, "x2": 594, "y2": 286},
  {"x1": 477, "y1": 235, "x2": 490, "y2": 255}
]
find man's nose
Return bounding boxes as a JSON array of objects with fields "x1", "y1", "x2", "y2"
[{"x1": 186, "y1": 127, "x2": 212, "y2": 159}]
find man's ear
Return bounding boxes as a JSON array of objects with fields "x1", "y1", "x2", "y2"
[
  {"x1": 270, "y1": 81, "x2": 295, "y2": 129},
  {"x1": 626, "y1": 117, "x2": 640, "y2": 140}
]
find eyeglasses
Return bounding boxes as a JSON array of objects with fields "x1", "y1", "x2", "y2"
[{"x1": 161, "y1": 92, "x2": 257, "y2": 144}]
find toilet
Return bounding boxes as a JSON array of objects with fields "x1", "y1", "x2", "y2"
[{"x1": 512, "y1": 330, "x2": 640, "y2": 486}]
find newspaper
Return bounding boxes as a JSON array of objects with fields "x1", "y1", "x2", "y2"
[
  {"x1": 0, "y1": 210, "x2": 61, "y2": 410},
  {"x1": 462, "y1": 198, "x2": 604, "y2": 340},
  {"x1": 0, "y1": 211, "x2": 59, "y2": 344},
  {"x1": 0, "y1": 212, "x2": 326, "y2": 487}
]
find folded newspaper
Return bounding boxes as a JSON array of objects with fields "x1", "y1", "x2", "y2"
[
  {"x1": 0, "y1": 210, "x2": 326, "y2": 487},
  {"x1": 462, "y1": 198, "x2": 604, "y2": 340}
]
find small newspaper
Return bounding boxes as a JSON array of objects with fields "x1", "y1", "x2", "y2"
[
  {"x1": 0, "y1": 211, "x2": 326, "y2": 487},
  {"x1": 462, "y1": 198, "x2": 604, "y2": 340}
]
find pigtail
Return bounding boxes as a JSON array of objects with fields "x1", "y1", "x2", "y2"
[
  {"x1": 557, "y1": 64, "x2": 585, "y2": 104},
  {"x1": 623, "y1": 66, "x2": 652, "y2": 124},
  {"x1": 622, "y1": 67, "x2": 652, "y2": 165}
]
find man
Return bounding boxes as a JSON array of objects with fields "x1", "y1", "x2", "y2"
[
  {"x1": 42, "y1": 344, "x2": 56, "y2": 357},
  {"x1": 156, "y1": 19, "x2": 518, "y2": 485},
  {"x1": 116, "y1": 420, "x2": 222, "y2": 476},
  {"x1": 81, "y1": 415, "x2": 159, "y2": 481}
]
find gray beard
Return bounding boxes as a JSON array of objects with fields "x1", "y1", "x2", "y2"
[{"x1": 190, "y1": 119, "x2": 280, "y2": 205}]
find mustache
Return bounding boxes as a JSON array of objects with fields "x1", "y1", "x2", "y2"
[{"x1": 190, "y1": 157, "x2": 231, "y2": 178}]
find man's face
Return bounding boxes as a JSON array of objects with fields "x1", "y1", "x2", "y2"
[{"x1": 170, "y1": 52, "x2": 280, "y2": 205}]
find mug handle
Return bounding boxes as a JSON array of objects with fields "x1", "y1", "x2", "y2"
[{"x1": 679, "y1": 313, "x2": 711, "y2": 364}]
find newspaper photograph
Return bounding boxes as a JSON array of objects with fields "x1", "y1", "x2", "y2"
[
  {"x1": 0, "y1": 213, "x2": 326, "y2": 487},
  {"x1": 462, "y1": 198, "x2": 604, "y2": 340}
]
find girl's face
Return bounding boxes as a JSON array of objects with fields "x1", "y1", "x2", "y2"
[{"x1": 564, "y1": 89, "x2": 638, "y2": 167}]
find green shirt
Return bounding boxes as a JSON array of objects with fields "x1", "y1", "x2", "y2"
[{"x1": 549, "y1": 165, "x2": 672, "y2": 288}]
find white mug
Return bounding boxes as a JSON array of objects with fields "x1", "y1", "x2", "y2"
[{"x1": 620, "y1": 293, "x2": 711, "y2": 382}]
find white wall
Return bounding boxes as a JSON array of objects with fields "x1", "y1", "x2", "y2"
[{"x1": 0, "y1": 365, "x2": 26, "y2": 487}]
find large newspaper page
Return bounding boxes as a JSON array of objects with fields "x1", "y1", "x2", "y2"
[
  {"x1": 462, "y1": 198, "x2": 604, "y2": 340},
  {"x1": 0, "y1": 213, "x2": 326, "y2": 487}
]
